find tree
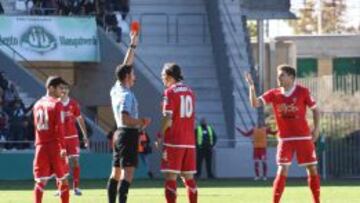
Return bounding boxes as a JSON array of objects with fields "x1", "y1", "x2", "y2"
[{"x1": 288, "y1": 0, "x2": 350, "y2": 34}]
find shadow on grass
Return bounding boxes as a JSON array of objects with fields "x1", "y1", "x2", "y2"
[{"x1": 0, "y1": 178, "x2": 359, "y2": 191}]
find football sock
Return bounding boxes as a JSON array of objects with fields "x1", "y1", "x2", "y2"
[
  {"x1": 119, "y1": 180, "x2": 131, "y2": 203},
  {"x1": 308, "y1": 175, "x2": 320, "y2": 203},
  {"x1": 255, "y1": 161, "x2": 260, "y2": 177},
  {"x1": 262, "y1": 161, "x2": 268, "y2": 177},
  {"x1": 59, "y1": 182, "x2": 70, "y2": 203},
  {"x1": 107, "y1": 178, "x2": 118, "y2": 203},
  {"x1": 34, "y1": 182, "x2": 45, "y2": 203},
  {"x1": 273, "y1": 175, "x2": 287, "y2": 203},
  {"x1": 73, "y1": 166, "x2": 80, "y2": 188},
  {"x1": 165, "y1": 180, "x2": 177, "y2": 203},
  {"x1": 184, "y1": 179, "x2": 198, "y2": 203}
]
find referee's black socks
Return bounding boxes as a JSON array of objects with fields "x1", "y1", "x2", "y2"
[
  {"x1": 119, "y1": 180, "x2": 131, "y2": 203},
  {"x1": 107, "y1": 178, "x2": 118, "y2": 203}
]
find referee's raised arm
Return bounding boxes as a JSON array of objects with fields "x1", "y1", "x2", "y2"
[{"x1": 122, "y1": 32, "x2": 139, "y2": 66}]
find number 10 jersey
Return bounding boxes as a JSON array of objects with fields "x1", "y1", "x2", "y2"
[{"x1": 162, "y1": 82, "x2": 196, "y2": 148}]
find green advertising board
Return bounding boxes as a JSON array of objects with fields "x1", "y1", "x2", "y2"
[{"x1": 0, "y1": 16, "x2": 100, "y2": 62}]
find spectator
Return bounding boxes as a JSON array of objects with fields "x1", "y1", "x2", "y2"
[
  {"x1": 0, "y1": 72, "x2": 9, "y2": 91},
  {"x1": 0, "y1": 99, "x2": 9, "y2": 149},
  {"x1": 138, "y1": 130, "x2": 153, "y2": 179},
  {"x1": 117, "y1": 0, "x2": 129, "y2": 20},
  {"x1": 80, "y1": 0, "x2": 96, "y2": 15},
  {"x1": 7, "y1": 99, "x2": 28, "y2": 149},
  {"x1": 3, "y1": 81, "x2": 20, "y2": 107},
  {"x1": 0, "y1": 1, "x2": 4, "y2": 14},
  {"x1": 195, "y1": 117, "x2": 217, "y2": 179},
  {"x1": 104, "y1": 12, "x2": 122, "y2": 42},
  {"x1": 236, "y1": 121, "x2": 277, "y2": 181}
]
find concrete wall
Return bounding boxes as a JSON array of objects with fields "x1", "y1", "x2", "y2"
[
  {"x1": 0, "y1": 152, "x2": 147, "y2": 180},
  {"x1": 276, "y1": 35, "x2": 360, "y2": 58},
  {"x1": 252, "y1": 40, "x2": 295, "y2": 89},
  {"x1": 251, "y1": 35, "x2": 360, "y2": 89},
  {"x1": 276, "y1": 35, "x2": 360, "y2": 78},
  {"x1": 214, "y1": 146, "x2": 307, "y2": 178}
]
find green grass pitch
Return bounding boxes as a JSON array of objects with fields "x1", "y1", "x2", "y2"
[{"x1": 0, "y1": 179, "x2": 359, "y2": 203}]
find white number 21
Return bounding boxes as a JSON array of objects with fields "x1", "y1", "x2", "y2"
[{"x1": 180, "y1": 95, "x2": 193, "y2": 118}]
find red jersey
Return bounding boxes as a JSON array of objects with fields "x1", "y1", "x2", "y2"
[
  {"x1": 33, "y1": 96, "x2": 65, "y2": 148},
  {"x1": 62, "y1": 98, "x2": 81, "y2": 138},
  {"x1": 260, "y1": 84, "x2": 316, "y2": 140},
  {"x1": 162, "y1": 83, "x2": 195, "y2": 148}
]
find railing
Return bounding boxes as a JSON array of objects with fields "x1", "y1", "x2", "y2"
[
  {"x1": 219, "y1": 1, "x2": 256, "y2": 127},
  {"x1": 0, "y1": 38, "x2": 49, "y2": 81},
  {"x1": 139, "y1": 12, "x2": 170, "y2": 43},
  {"x1": 136, "y1": 12, "x2": 209, "y2": 44},
  {"x1": 0, "y1": 37, "x2": 108, "y2": 141},
  {"x1": 119, "y1": 42, "x2": 163, "y2": 91},
  {"x1": 175, "y1": 13, "x2": 207, "y2": 44},
  {"x1": 319, "y1": 112, "x2": 360, "y2": 178}
]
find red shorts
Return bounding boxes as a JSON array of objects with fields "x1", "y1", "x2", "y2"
[
  {"x1": 160, "y1": 146, "x2": 196, "y2": 174},
  {"x1": 253, "y1": 148, "x2": 266, "y2": 160},
  {"x1": 277, "y1": 139, "x2": 317, "y2": 166},
  {"x1": 64, "y1": 137, "x2": 80, "y2": 157},
  {"x1": 33, "y1": 142, "x2": 68, "y2": 182}
]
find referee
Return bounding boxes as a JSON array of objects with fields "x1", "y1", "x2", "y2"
[{"x1": 107, "y1": 31, "x2": 151, "y2": 203}]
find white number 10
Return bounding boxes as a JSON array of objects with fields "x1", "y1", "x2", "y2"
[{"x1": 180, "y1": 95, "x2": 193, "y2": 118}]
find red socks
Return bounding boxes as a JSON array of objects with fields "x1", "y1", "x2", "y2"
[
  {"x1": 34, "y1": 182, "x2": 45, "y2": 203},
  {"x1": 184, "y1": 179, "x2": 198, "y2": 203},
  {"x1": 273, "y1": 175, "x2": 287, "y2": 203},
  {"x1": 165, "y1": 180, "x2": 177, "y2": 203},
  {"x1": 59, "y1": 182, "x2": 70, "y2": 203},
  {"x1": 73, "y1": 166, "x2": 80, "y2": 188},
  {"x1": 308, "y1": 175, "x2": 320, "y2": 203}
]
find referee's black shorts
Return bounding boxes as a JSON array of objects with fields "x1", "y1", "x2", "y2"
[{"x1": 112, "y1": 128, "x2": 139, "y2": 168}]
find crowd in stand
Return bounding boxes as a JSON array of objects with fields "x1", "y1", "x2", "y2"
[
  {"x1": 23, "y1": 0, "x2": 131, "y2": 42},
  {"x1": 0, "y1": 72, "x2": 34, "y2": 151},
  {"x1": 0, "y1": 1, "x2": 4, "y2": 14},
  {"x1": 0, "y1": 72, "x2": 93, "y2": 151}
]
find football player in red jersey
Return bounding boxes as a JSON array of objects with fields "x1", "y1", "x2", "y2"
[
  {"x1": 245, "y1": 65, "x2": 320, "y2": 203},
  {"x1": 157, "y1": 63, "x2": 198, "y2": 203},
  {"x1": 58, "y1": 84, "x2": 89, "y2": 196},
  {"x1": 33, "y1": 76, "x2": 70, "y2": 203}
]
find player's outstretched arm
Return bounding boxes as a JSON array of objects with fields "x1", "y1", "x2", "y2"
[
  {"x1": 236, "y1": 127, "x2": 252, "y2": 137},
  {"x1": 244, "y1": 72, "x2": 262, "y2": 108},
  {"x1": 77, "y1": 116, "x2": 89, "y2": 148},
  {"x1": 311, "y1": 107, "x2": 320, "y2": 142}
]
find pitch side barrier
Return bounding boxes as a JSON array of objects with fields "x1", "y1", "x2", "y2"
[{"x1": 0, "y1": 140, "x2": 149, "y2": 180}]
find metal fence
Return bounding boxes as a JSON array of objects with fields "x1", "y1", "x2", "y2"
[
  {"x1": 319, "y1": 112, "x2": 360, "y2": 178},
  {"x1": 298, "y1": 75, "x2": 360, "y2": 178}
]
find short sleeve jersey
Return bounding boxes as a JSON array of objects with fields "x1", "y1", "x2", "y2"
[
  {"x1": 260, "y1": 84, "x2": 316, "y2": 139},
  {"x1": 162, "y1": 83, "x2": 195, "y2": 148},
  {"x1": 33, "y1": 96, "x2": 65, "y2": 147},
  {"x1": 110, "y1": 81, "x2": 139, "y2": 128},
  {"x1": 253, "y1": 127, "x2": 267, "y2": 148},
  {"x1": 62, "y1": 98, "x2": 81, "y2": 138}
]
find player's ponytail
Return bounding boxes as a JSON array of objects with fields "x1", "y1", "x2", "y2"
[{"x1": 163, "y1": 63, "x2": 184, "y2": 82}]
